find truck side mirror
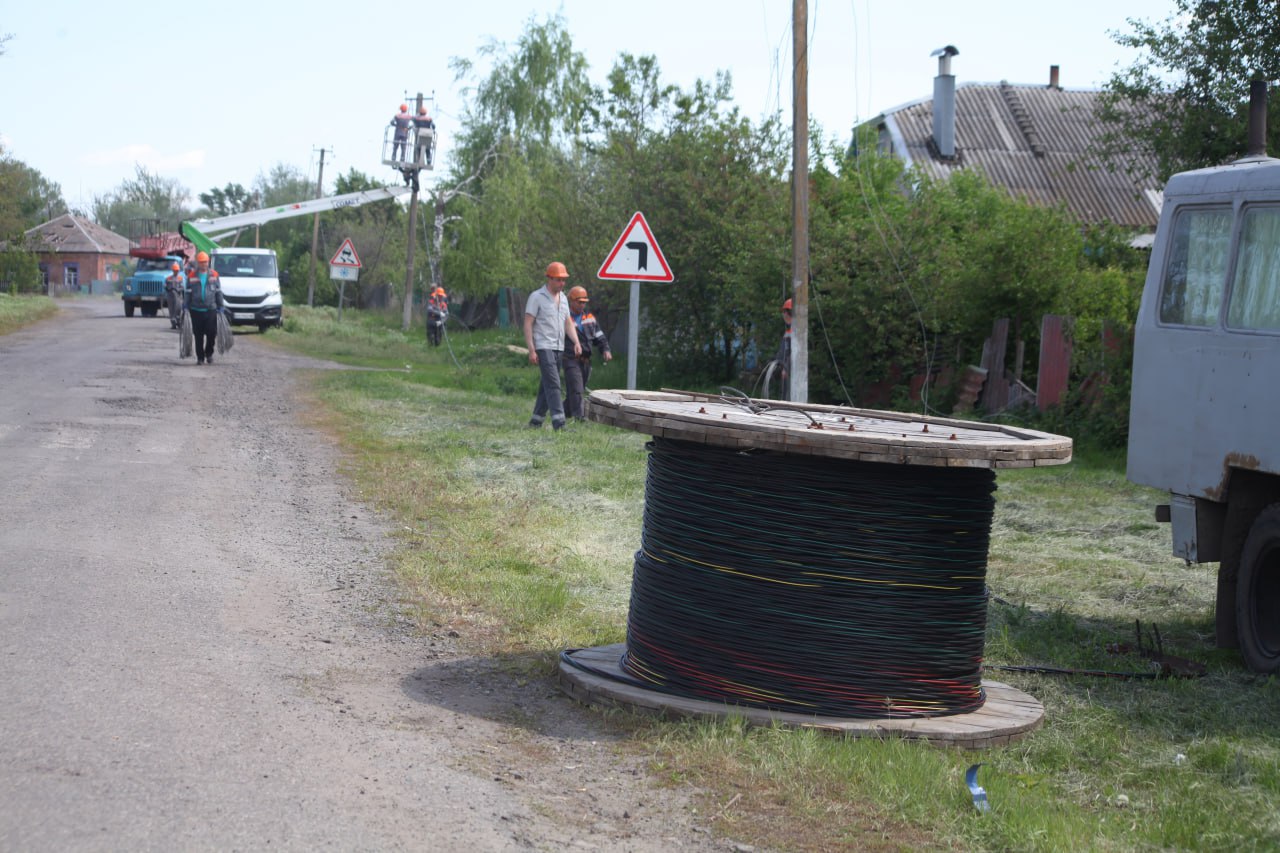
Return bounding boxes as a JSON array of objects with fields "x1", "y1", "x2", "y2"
[{"x1": 280, "y1": 269, "x2": 291, "y2": 285}]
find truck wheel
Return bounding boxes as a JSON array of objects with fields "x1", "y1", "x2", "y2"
[
  {"x1": 1236, "y1": 503, "x2": 1280, "y2": 673},
  {"x1": 124, "y1": 302, "x2": 135, "y2": 318}
]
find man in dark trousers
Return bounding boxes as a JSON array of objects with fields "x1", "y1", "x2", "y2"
[
  {"x1": 523, "y1": 261, "x2": 581, "y2": 430},
  {"x1": 185, "y1": 251, "x2": 224, "y2": 365},
  {"x1": 562, "y1": 285, "x2": 612, "y2": 421},
  {"x1": 390, "y1": 104, "x2": 412, "y2": 162},
  {"x1": 412, "y1": 106, "x2": 436, "y2": 167},
  {"x1": 165, "y1": 261, "x2": 185, "y2": 329}
]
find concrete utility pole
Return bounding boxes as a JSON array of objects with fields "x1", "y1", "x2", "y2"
[
  {"x1": 791, "y1": 0, "x2": 810, "y2": 403},
  {"x1": 401, "y1": 92, "x2": 425, "y2": 333},
  {"x1": 307, "y1": 147, "x2": 330, "y2": 308}
]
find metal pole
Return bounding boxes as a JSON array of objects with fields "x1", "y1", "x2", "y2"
[
  {"x1": 306, "y1": 147, "x2": 328, "y2": 307},
  {"x1": 401, "y1": 94, "x2": 425, "y2": 333},
  {"x1": 626, "y1": 281, "x2": 639, "y2": 390},
  {"x1": 791, "y1": 0, "x2": 810, "y2": 403}
]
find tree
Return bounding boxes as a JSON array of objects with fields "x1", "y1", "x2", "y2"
[
  {"x1": 198, "y1": 183, "x2": 253, "y2": 217},
  {"x1": 444, "y1": 15, "x2": 606, "y2": 310},
  {"x1": 449, "y1": 12, "x2": 599, "y2": 167},
  {"x1": 92, "y1": 165, "x2": 191, "y2": 236},
  {"x1": 321, "y1": 168, "x2": 407, "y2": 309},
  {"x1": 609, "y1": 72, "x2": 790, "y2": 383},
  {"x1": 0, "y1": 147, "x2": 67, "y2": 237},
  {"x1": 1098, "y1": 0, "x2": 1280, "y2": 182}
]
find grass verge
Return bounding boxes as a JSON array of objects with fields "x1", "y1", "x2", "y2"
[
  {"x1": 265, "y1": 306, "x2": 1280, "y2": 851},
  {"x1": 0, "y1": 294, "x2": 58, "y2": 335}
]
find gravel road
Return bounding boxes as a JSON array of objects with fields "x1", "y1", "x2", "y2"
[{"x1": 0, "y1": 299, "x2": 747, "y2": 852}]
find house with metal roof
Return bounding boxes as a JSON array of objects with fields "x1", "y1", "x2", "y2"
[
  {"x1": 858, "y1": 46, "x2": 1162, "y2": 238},
  {"x1": 21, "y1": 214, "x2": 132, "y2": 293}
]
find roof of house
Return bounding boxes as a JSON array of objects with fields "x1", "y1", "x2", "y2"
[
  {"x1": 866, "y1": 82, "x2": 1162, "y2": 230},
  {"x1": 24, "y1": 214, "x2": 132, "y2": 256}
]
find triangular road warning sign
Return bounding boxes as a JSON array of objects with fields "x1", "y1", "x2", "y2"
[
  {"x1": 597, "y1": 212, "x2": 674, "y2": 282},
  {"x1": 330, "y1": 238, "x2": 362, "y2": 268}
]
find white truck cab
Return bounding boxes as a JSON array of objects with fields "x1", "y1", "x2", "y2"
[{"x1": 211, "y1": 247, "x2": 283, "y2": 332}]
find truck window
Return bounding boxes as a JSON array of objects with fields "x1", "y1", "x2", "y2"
[
  {"x1": 1226, "y1": 206, "x2": 1280, "y2": 331},
  {"x1": 1159, "y1": 207, "x2": 1232, "y2": 326},
  {"x1": 213, "y1": 254, "x2": 277, "y2": 278}
]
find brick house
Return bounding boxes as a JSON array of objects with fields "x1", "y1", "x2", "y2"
[{"x1": 24, "y1": 214, "x2": 132, "y2": 293}]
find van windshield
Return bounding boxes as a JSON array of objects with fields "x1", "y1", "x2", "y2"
[{"x1": 213, "y1": 253, "x2": 277, "y2": 278}]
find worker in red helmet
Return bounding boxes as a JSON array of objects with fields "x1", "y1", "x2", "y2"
[
  {"x1": 562, "y1": 285, "x2": 612, "y2": 421},
  {"x1": 523, "y1": 261, "x2": 581, "y2": 430},
  {"x1": 165, "y1": 261, "x2": 185, "y2": 329},
  {"x1": 773, "y1": 297, "x2": 793, "y2": 400},
  {"x1": 390, "y1": 103, "x2": 412, "y2": 162},
  {"x1": 184, "y1": 251, "x2": 224, "y2": 365}
]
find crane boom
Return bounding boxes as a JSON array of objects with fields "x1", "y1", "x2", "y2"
[{"x1": 181, "y1": 185, "x2": 413, "y2": 253}]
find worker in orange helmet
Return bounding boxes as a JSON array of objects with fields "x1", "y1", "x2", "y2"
[
  {"x1": 773, "y1": 297, "x2": 793, "y2": 400},
  {"x1": 426, "y1": 285, "x2": 448, "y2": 346},
  {"x1": 184, "y1": 251, "x2": 224, "y2": 365},
  {"x1": 523, "y1": 261, "x2": 581, "y2": 430},
  {"x1": 412, "y1": 106, "x2": 436, "y2": 167},
  {"x1": 562, "y1": 285, "x2": 612, "y2": 422},
  {"x1": 390, "y1": 103, "x2": 412, "y2": 162},
  {"x1": 165, "y1": 261, "x2": 185, "y2": 329}
]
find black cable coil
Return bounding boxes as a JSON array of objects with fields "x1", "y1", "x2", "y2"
[{"x1": 620, "y1": 437, "x2": 997, "y2": 718}]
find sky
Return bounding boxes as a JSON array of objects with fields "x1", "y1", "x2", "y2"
[{"x1": 1, "y1": 0, "x2": 1177, "y2": 217}]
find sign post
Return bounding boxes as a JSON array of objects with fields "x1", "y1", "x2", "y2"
[
  {"x1": 597, "y1": 212, "x2": 674, "y2": 390},
  {"x1": 329, "y1": 238, "x2": 362, "y2": 321}
]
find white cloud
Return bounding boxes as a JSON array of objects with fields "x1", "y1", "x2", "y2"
[{"x1": 80, "y1": 144, "x2": 205, "y2": 171}]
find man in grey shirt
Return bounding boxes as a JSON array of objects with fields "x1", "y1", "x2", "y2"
[{"x1": 523, "y1": 261, "x2": 581, "y2": 430}]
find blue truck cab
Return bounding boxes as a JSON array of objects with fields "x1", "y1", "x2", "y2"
[{"x1": 123, "y1": 253, "x2": 184, "y2": 318}]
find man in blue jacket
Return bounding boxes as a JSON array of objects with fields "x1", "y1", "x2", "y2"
[
  {"x1": 562, "y1": 285, "x2": 612, "y2": 421},
  {"x1": 185, "y1": 251, "x2": 225, "y2": 365}
]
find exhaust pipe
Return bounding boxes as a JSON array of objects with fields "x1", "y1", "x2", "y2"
[{"x1": 1246, "y1": 79, "x2": 1268, "y2": 158}]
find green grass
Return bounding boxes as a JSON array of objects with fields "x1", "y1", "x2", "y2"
[
  {"x1": 267, "y1": 306, "x2": 1280, "y2": 852},
  {"x1": 0, "y1": 293, "x2": 57, "y2": 335}
]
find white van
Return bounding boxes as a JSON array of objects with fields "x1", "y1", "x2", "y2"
[{"x1": 211, "y1": 247, "x2": 283, "y2": 332}]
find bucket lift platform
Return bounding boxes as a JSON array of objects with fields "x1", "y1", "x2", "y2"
[{"x1": 382, "y1": 124, "x2": 436, "y2": 172}]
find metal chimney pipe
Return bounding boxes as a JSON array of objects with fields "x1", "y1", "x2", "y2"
[
  {"x1": 931, "y1": 45, "x2": 959, "y2": 159},
  {"x1": 1049, "y1": 65, "x2": 1060, "y2": 89},
  {"x1": 1246, "y1": 79, "x2": 1268, "y2": 157}
]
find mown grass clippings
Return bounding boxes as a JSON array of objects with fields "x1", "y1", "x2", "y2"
[{"x1": 269, "y1": 306, "x2": 1280, "y2": 852}]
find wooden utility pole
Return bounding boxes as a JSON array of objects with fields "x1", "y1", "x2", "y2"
[
  {"x1": 791, "y1": 0, "x2": 810, "y2": 403},
  {"x1": 306, "y1": 147, "x2": 330, "y2": 307},
  {"x1": 401, "y1": 92, "x2": 425, "y2": 332}
]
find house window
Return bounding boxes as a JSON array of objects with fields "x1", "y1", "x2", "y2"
[
  {"x1": 1226, "y1": 206, "x2": 1280, "y2": 332},
  {"x1": 64, "y1": 263, "x2": 79, "y2": 290},
  {"x1": 1159, "y1": 207, "x2": 1232, "y2": 327},
  {"x1": 38, "y1": 264, "x2": 49, "y2": 289}
]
